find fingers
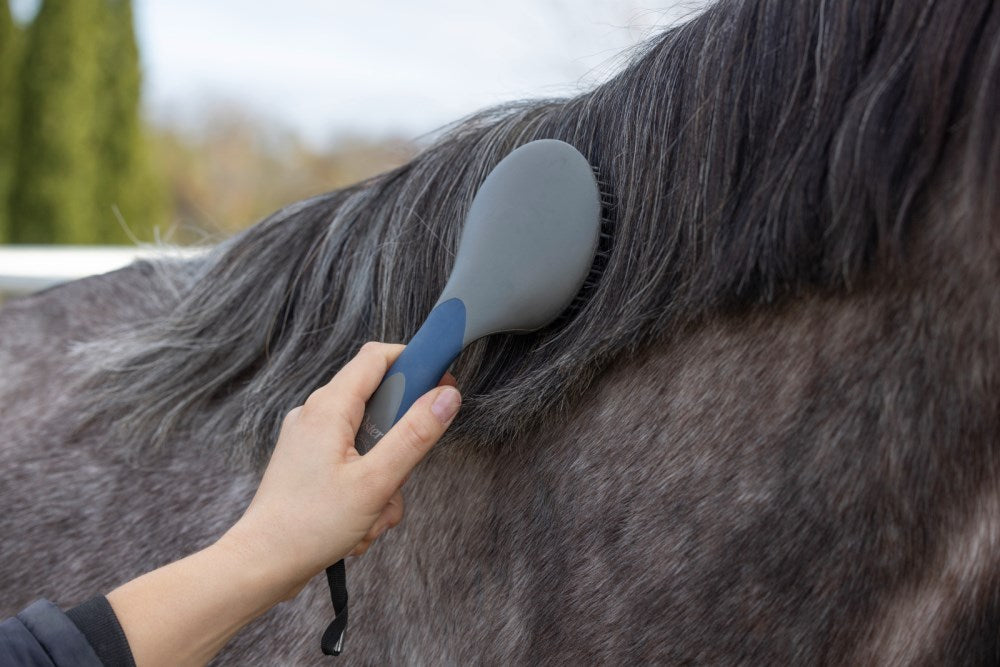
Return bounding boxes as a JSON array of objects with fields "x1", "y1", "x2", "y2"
[
  {"x1": 368, "y1": 491, "x2": 404, "y2": 542},
  {"x1": 349, "y1": 538, "x2": 372, "y2": 557},
  {"x1": 301, "y1": 342, "x2": 405, "y2": 430},
  {"x1": 350, "y1": 491, "x2": 405, "y2": 557},
  {"x1": 300, "y1": 343, "x2": 457, "y2": 438},
  {"x1": 329, "y1": 341, "x2": 406, "y2": 402},
  {"x1": 361, "y1": 385, "x2": 461, "y2": 497},
  {"x1": 383, "y1": 489, "x2": 404, "y2": 529}
]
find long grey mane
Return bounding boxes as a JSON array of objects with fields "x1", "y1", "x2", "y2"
[{"x1": 72, "y1": 0, "x2": 1000, "y2": 466}]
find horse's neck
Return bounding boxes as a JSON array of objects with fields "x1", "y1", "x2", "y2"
[{"x1": 394, "y1": 266, "x2": 999, "y2": 662}]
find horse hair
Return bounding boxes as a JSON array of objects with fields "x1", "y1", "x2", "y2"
[
  {"x1": 3, "y1": 0, "x2": 1000, "y2": 663},
  {"x1": 71, "y1": 0, "x2": 1000, "y2": 470}
]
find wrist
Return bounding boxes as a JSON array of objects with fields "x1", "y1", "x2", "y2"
[
  {"x1": 215, "y1": 521, "x2": 310, "y2": 605},
  {"x1": 107, "y1": 534, "x2": 301, "y2": 666}
]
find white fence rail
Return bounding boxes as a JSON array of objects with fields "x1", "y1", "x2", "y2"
[{"x1": 0, "y1": 245, "x2": 204, "y2": 296}]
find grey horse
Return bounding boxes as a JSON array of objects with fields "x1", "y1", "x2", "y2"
[{"x1": 3, "y1": 0, "x2": 999, "y2": 663}]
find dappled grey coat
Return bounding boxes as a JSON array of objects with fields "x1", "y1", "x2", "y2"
[{"x1": 3, "y1": 0, "x2": 1000, "y2": 663}]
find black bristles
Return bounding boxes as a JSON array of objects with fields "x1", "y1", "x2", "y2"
[{"x1": 561, "y1": 167, "x2": 616, "y2": 320}]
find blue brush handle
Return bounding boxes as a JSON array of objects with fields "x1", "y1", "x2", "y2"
[{"x1": 354, "y1": 297, "x2": 467, "y2": 454}]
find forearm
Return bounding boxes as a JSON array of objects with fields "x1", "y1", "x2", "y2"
[
  {"x1": 106, "y1": 535, "x2": 296, "y2": 667},
  {"x1": 97, "y1": 345, "x2": 457, "y2": 665}
]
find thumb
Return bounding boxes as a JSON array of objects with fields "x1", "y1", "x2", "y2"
[{"x1": 361, "y1": 385, "x2": 461, "y2": 495}]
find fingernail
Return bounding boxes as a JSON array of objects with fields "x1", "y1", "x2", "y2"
[{"x1": 431, "y1": 387, "x2": 461, "y2": 424}]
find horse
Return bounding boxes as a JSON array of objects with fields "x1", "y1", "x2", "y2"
[{"x1": 2, "y1": 0, "x2": 999, "y2": 662}]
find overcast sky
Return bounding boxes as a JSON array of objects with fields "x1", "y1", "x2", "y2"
[{"x1": 11, "y1": 0, "x2": 708, "y2": 145}]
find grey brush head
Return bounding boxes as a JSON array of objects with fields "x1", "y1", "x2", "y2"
[{"x1": 437, "y1": 139, "x2": 603, "y2": 345}]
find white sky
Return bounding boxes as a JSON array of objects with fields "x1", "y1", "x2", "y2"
[{"x1": 11, "y1": 0, "x2": 708, "y2": 146}]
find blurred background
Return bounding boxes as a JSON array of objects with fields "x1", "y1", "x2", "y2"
[{"x1": 0, "y1": 0, "x2": 703, "y2": 254}]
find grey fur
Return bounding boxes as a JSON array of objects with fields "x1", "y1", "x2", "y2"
[{"x1": 3, "y1": 0, "x2": 1000, "y2": 663}]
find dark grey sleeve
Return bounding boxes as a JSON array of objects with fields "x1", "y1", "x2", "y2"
[{"x1": 0, "y1": 599, "x2": 103, "y2": 666}]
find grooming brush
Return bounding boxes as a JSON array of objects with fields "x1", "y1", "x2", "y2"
[{"x1": 321, "y1": 139, "x2": 606, "y2": 656}]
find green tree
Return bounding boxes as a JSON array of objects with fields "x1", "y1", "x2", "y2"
[
  {"x1": 0, "y1": 0, "x2": 20, "y2": 242},
  {"x1": 93, "y1": 0, "x2": 165, "y2": 243},
  {"x1": 10, "y1": 0, "x2": 104, "y2": 244}
]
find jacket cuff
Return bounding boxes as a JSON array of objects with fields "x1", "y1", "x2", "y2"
[{"x1": 66, "y1": 596, "x2": 136, "y2": 667}]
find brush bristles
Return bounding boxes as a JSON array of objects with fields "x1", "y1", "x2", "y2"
[{"x1": 561, "y1": 167, "x2": 616, "y2": 319}]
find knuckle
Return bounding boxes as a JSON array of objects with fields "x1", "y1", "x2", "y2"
[
  {"x1": 282, "y1": 406, "x2": 302, "y2": 426},
  {"x1": 302, "y1": 390, "x2": 321, "y2": 411},
  {"x1": 297, "y1": 401, "x2": 316, "y2": 422},
  {"x1": 301, "y1": 388, "x2": 332, "y2": 417},
  {"x1": 359, "y1": 341, "x2": 382, "y2": 357},
  {"x1": 400, "y1": 414, "x2": 435, "y2": 449}
]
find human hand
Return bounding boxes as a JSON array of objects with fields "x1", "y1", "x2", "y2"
[{"x1": 221, "y1": 342, "x2": 461, "y2": 599}]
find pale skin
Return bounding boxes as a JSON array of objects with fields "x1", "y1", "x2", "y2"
[{"x1": 106, "y1": 342, "x2": 462, "y2": 666}]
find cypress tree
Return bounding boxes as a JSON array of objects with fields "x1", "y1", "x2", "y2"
[
  {"x1": 93, "y1": 0, "x2": 165, "y2": 244},
  {"x1": 10, "y1": 0, "x2": 104, "y2": 244},
  {"x1": 0, "y1": 0, "x2": 19, "y2": 242}
]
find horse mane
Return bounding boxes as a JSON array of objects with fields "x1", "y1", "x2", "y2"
[{"x1": 72, "y1": 0, "x2": 1000, "y2": 465}]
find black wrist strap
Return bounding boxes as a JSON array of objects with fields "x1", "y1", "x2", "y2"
[{"x1": 321, "y1": 558, "x2": 349, "y2": 656}]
